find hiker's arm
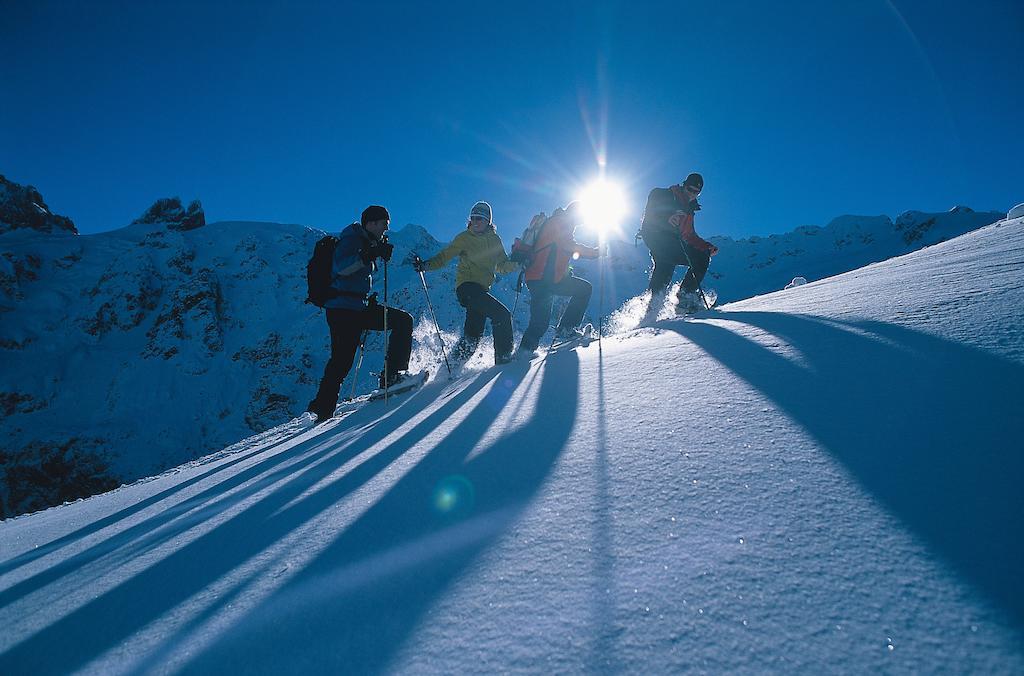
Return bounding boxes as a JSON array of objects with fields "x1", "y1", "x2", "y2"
[
  {"x1": 423, "y1": 233, "x2": 466, "y2": 271},
  {"x1": 335, "y1": 231, "x2": 371, "y2": 277},
  {"x1": 671, "y1": 212, "x2": 713, "y2": 252},
  {"x1": 574, "y1": 241, "x2": 601, "y2": 259},
  {"x1": 495, "y1": 239, "x2": 520, "y2": 274},
  {"x1": 567, "y1": 228, "x2": 600, "y2": 259}
]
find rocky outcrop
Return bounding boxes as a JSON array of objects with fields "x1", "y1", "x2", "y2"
[
  {"x1": 132, "y1": 197, "x2": 205, "y2": 231},
  {"x1": 0, "y1": 175, "x2": 78, "y2": 236},
  {"x1": 79, "y1": 260, "x2": 163, "y2": 338},
  {"x1": 0, "y1": 437, "x2": 118, "y2": 519},
  {"x1": 143, "y1": 268, "x2": 226, "y2": 360}
]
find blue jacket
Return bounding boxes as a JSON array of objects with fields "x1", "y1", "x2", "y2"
[{"x1": 324, "y1": 222, "x2": 375, "y2": 310}]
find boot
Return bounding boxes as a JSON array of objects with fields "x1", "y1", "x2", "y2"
[
  {"x1": 451, "y1": 338, "x2": 477, "y2": 363},
  {"x1": 554, "y1": 326, "x2": 584, "y2": 343},
  {"x1": 378, "y1": 370, "x2": 409, "y2": 390},
  {"x1": 676, "y1": 290, "x2": 703, "y2": 314}
]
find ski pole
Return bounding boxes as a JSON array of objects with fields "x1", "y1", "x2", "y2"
[
  {"x1": 383, "y1": 257, "x2": 389, "y2": 405},
  {"x1": 416, "y1": 266, "x2": 452, "y2": 376},
  {"x1": 510, "y1": 270, "x2": 524, "y2": 329},
  {"x1": 350, "y1": 330, "x2": 368, "y2": 400},
  {"x1": 598, "y1": 236, "x2": 605, "y2": 347},
  {"x1": 678, "y1": 234, "x2": 711, "y2": 310}
]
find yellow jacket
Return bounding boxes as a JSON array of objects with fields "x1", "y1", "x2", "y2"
[{"x1": 424, "y1": 227, "x2": 519, "y2": 289}]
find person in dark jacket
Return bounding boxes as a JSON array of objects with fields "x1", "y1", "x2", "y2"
[
  {"x1": 306, "y1": 205, "x2": 414, "y2": 421},
  {"x1": 515, "y1": 201, "x2": 600, "y2": 358},
  {"x1": 640, "y1": 172, "x2": 719, "y2": 312}
]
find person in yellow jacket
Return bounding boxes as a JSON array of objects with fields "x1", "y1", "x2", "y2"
[{"x1": 413, "y1": 201, "x2": 520, "y2": 364}]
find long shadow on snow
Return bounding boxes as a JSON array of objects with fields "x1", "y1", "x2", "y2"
[
  {"x1": 186, "y1": 354, "x2": 581, "y2": 674},
  {"x1": 0, "y1": 374, "x2": 497, "y2": 674},
  {"x1": 664, "y1": 311, "x2": 1024, "y2": 626},
  {"x1": 0, "y1": 401, "x2": 403, "y2": 612},
  {"x1": 0, "y1": 421, "x2": 341, "y2": 577}
]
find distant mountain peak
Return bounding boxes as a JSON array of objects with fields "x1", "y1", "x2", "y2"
[
  {"x1": 390, "y1": 222, "x2": 442, "y2": 250},
  {"x1": 395, "y1": 222, "x2": 430, "y2": 236},
  {"x1": 132, "y1": 197, "x2": 205, "y2": 231},
  {"x1": 0, "y1": 174, "x2": 78, "y2": 236}
]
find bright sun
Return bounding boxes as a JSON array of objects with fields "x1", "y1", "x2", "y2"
[{"x1": 577, "y1": 178, "x2": 628, "y2": 236}]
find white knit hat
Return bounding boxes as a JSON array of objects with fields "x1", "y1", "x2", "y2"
[{"x1": 469, "y1": 201, "x2": 493, "y2": 224}]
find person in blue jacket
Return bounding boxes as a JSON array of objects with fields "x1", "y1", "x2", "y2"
[{"x1": 306, "y1": 205, "x2": 414, "y2": 421}]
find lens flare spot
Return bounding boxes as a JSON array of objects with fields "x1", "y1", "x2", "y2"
[{"x1": 432, "y1": 475, "x2": 475, "y2": 516}]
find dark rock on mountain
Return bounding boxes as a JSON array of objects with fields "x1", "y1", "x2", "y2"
[
  {"x1": 0, "y1": 174, "x2": 78, "y2": 236},
  {"x1": 132, "y1": 197, "x2": 205, "y2": 231}
]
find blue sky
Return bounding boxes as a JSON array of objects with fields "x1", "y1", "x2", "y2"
[{"x1": 2, "y1": 0, "x2": 1021, "y2": 241}]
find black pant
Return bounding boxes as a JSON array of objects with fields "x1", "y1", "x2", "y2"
[
  {"x1": 519, "y1": 275, "x2": 592, "y2": 351},
  {"x1": 307, "y1": 304, "x2": 413, "y2": 417},
  {"x1": 455, "y1": 282, "x2": 513, "y2": 362},
  {"x1": 642, "y1": 228, "x2": 710, "y2": 295}
]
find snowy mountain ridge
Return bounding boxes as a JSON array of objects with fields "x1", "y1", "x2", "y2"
[
  {"x1": 0, "y1": 174, "x2": 1009, "y2": 518},
  {"x1": 0, "y1": 213, "x2": 1021, "y2": 673}
]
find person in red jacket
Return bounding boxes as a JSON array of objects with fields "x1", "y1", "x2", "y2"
[
  {"x1": 516, "y1": 201, "x2": 600, "y2": 358},
  {"x1": 640, "y1": 172, "x2": 719, "y2": 312}
]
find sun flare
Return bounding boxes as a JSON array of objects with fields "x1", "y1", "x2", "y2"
[{"x1": 577, "y1": 179, "x2": 628, "y2": 237}]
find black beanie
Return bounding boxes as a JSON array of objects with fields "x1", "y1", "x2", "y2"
[
  {"x1": 360, "y1": 205, "x2": 390, "y2": 225},
  {"x1": 683, "y1": 173, "x2": 704, "y2": 190}
]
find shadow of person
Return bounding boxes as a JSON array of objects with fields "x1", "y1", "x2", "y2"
[
  {"x1": 0, "y1": 383, "x2": 435, "y2": 616},
  {"x1": 0, "y1": 373, "x2": 499, "y2": 674},
  {"x1": 663, "y1": 311, "x2": 1024, "y2": 626},
  {"x1": 0, "y1": 431, "x2": 299, "y2": 577},
  {"x1": 0, "y1": 414, "x2": 363, "y2": 593},
  {"x1": 185, "y1": 353, "x2": 582, "y2": 673}
]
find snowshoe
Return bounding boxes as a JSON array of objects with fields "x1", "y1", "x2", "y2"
[
  {"x1": 297, "y1": 410, "x2": 320, "y2": 427},
  {"x1": 367, "y1": 370, "x2": 429, "y2": 402},
  {"x1": 551, "y1": 323, "x2": 594, "y2": 349},
  {"x1": 515, "y1": 346, "x2": 540, "y2": 361},
  {"x1": 676, "y1": 288, "x2": 718, "y2": 315}
]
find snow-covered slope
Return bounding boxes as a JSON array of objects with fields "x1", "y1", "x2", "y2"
[
  {"x1": 1, "y1": 216, "x2": 1021, "y2": 673},
  {"x1": 579, "y1": 204, "x2": 1007, "y2": 308},
  {"x1": 0, "y1": 172, "x2": 1007, "y2": 518}
]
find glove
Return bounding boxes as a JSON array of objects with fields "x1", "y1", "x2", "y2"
[
  {"x1": 360, "y1": 239, "x2": 394, "y2": 264},
  {"x1": 708, "y1": 244, "x2": 719, "y2": 257},
  {"x1": 408, "y1": 253, "x2": 425, "y2": 272}
]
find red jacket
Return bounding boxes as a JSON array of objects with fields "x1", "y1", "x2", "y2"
[
  {"x1": 524, "y1": 211, "x2": 599, "y2": 283},
  {"x1": 642, "y1": 185, "x2": 713, "y2": 253}
]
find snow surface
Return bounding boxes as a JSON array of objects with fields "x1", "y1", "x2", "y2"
[{"x1": 1, "y1": 217, "x2": 1022, "y2": 673}]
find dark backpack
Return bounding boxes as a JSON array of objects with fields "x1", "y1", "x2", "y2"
[{"x1": 306, "y1": 235, "x2": 339, "y2": 307}]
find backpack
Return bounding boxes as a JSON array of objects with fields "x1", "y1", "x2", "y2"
[
  {"x1": 305, "y1": 234, "x2": 339, "y2": 307},
  {"x1": 510, "y1": 211, "x2": 550, "y2": 266}
]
